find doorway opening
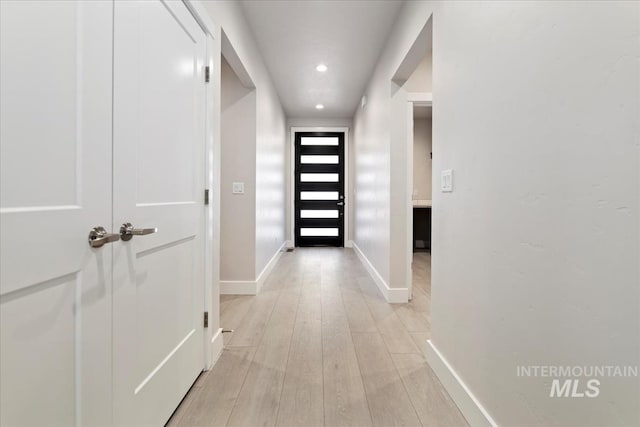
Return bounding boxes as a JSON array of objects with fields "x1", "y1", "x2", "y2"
[
  {"x1": 403, "y1": 20, "x2": 433, "y2": 314},
  {"x1": 389, "y1": 15, "x2": 432, "y2": 307},
  {"x1": 218, "y1": 30, "x2": 256, "y2": 298},
  {"x1": 404, "y1": 25, "x2": 433, "y2": 306},
  {"x1": 411, "y1": 100, "x2": 433, "y2": 307}
]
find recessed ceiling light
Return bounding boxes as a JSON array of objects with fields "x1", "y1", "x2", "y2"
[
  {"x1": 315, "y1": 104, "x2": 324, "y2": 110},
  {"x1": 316, "y1": 64, "x2": 327, "y2": 72}
]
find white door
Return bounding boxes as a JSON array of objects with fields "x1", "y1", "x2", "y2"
[
  {"x1": 0, "y1": 1, "x2": 114, "y2": 426},
  {"x1": 112, "y1": 1, "x2": 206, "y2": 425}
]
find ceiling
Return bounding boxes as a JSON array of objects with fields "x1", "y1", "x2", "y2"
[{"x1": 240, "y1": 0, "x2": 405, "y2": 118}]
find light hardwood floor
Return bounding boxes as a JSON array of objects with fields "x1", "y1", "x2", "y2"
[{"x1": 167, "y1": 248, "x2": 467, "y2": 427}]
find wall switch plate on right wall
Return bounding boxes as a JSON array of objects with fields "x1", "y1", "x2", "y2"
[{"x1": 441, "y1": 169, "x2": 453, "y2": 192}]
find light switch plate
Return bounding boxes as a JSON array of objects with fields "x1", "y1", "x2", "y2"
[
  {"x1": 441, "y1": 169, "x2": 453, "y2": 192},
  {"x1": 232, "y1": 182, "x2": 244, "y2": 194}
]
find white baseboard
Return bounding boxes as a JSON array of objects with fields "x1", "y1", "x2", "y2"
[
  {"x1": 352, "y1": 242, "x2": 408, "y2": 303},
  {"x1": 285, "y1": 240, "x2": 294, "y2": 249},
  {"x1": 425, "y1": 340, "x2": 497, "y2": 427},
  {"x1": 220, "y1": 281, "x2": 257, "y2": 295},
  {"x1": 207, "y1": 328, "x2": 224, "y2": 370},
  {"x1": 255, "y1": 241, "x2": 286, "y2": 293},
  {"x1": 344, "y1": 239, "x2": 354, "y2": 248},
  {"x1": 220, "y1": 242, "x2": 286, "y2": 295}
]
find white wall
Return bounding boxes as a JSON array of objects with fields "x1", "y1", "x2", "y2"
[
  {"x1": 353, "y1": 1, "x2": 640, "y2": 426},
  {"x1": 404, "y1": 54, "x2": 432, "y2": 93},
  {"x1": 203, "y1": 1, "x2": 287, "y2": 282},
  {"x1": 413, "y1": 117, "x2": 432, "y2": 200},
  {"x1": 220, "y1": 57, "x2": 256, "y2": 281},
  {"x1": 353, "y1": 78, "x2": 392, "y2": 285}
]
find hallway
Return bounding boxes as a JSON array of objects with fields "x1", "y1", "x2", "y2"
[{"x1": 168, "y1": 248, "x2": 467, "y2": 426}]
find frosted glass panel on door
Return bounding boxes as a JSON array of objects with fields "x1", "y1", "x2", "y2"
[
  {"x1": 300, "y1": 191, "x2": 339, "y2": 200},
  {"x1": 300, "y1": 173, "x2": 339, "y2": 182},
  {"x1": 300, "y1": 137, "x2": 339, "y2": 146},
  {"x1": 300, "y1": 228, "x2": 339, "y2": 237},
  {"x1": 300, "y1": 155, "x2": 339, "y2": 164},
  {"x1": 301, "y1": 210, "x2": 339, "y2": 218}
]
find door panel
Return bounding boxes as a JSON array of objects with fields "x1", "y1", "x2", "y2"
[
  {"x1": 294, "y1": 132, "x2": 345, "y2": 246},
  {"x1": 0, "y1": 1, "x2": 113, "y2": 426},
  {"x1": 112, "y1": 1, "x2": 206, "y2": 425}
]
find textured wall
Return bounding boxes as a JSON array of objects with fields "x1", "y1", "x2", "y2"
[
  {"x1": 413, "y1": 118, "x2": 432, "y2": 201},
  {"x1": 220, "y1": 57, "x2": 256, "y2": 281},
  {"x1": 354, "y1": 1, "x2": 640, "y2": 425},
  {"x1": 204, "y1": 1, "x2": 287, "y2": 281}
]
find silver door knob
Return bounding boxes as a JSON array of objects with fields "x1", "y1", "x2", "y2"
[
  {"x1": 88, "y1": 226, "x2": 120, "y2": 248},
  {"x1": 336, "y1": 201, "x2": 344, "y2": 206},
  {"x1": 120, "y1": 222, "x2": 158, "y2": 241}
]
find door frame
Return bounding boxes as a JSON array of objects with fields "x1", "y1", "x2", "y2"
[
  {"x1": 289, "y1": 127, "x2": 350, "y2": 248},
  {"x1": 183, "y1": 0, "x2": 220, "y2": 370}
]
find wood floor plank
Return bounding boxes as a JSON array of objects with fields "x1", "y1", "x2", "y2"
[
  {"x1": 175, "y1": 346, "x2": 257, "y2": 427},
  {"x1": 172, "y1": 248, "x2": 468, "y2": 427},
  {"x1": 322, "y1": 259, "x2": 373, "y2": 427},
  {"x1": 393, "y1": 303, "x2": 430, "y2": 332},
  {"x1": 276, "y1": 287, "x2": 324, "y2": 427},
  {"x1": 226, "y1": 288, "x2": 300, "y2": 427},
  {"x1": 408, "y1": 289, "x2": 431, "y2": 314},
  {"x1": 409, "y1": 332, "x2": 431, "y2": 358},
  {"x1": 412, "y1": 253, "x2": 431, "y2": 297},
  {"x1": 322, "y1": 328, "x2": 373, "y2": 427},
  {"x1": 225, "y1": 289, "x2": 279, "y2": 347},
  {"x1": 220, "y1": 296, "x2": 255, "y2": 343},
  {"x1": 341, "y1": 288, "x2": 378, "y2": 333},
  {"x1": 166, "y1": 386, "x2": 201, "y2": 427},
  {"x1": 358, "y1": 288, "x2": 420, "y2": 354},
  {"x1": 391, "y1": 353, "x2": 468, "y2": 427},
  {"x1": 351, "y1": 333, "x2": 422, "y2": 427},
  {"x1": 220, "y1": 295, "x2": 239, "y2": 315}
]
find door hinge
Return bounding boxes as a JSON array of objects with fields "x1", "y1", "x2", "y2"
[
  {"x1": 204, "y1": 188, "x2": 210, "y2": 205},
  {"x1": 203, "y1": 312, "x2": 209, "y2": 328},
  {"x1": 204, "y1": 66, "x2": 210, "y2": 83}
]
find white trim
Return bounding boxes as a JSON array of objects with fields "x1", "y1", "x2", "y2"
[
  {"x1": 406, "y1": 100, "x2": 414, "y2": 298},
  {"x1": 256, "y1": 241, "x2": 285, "y2": 292},
  {"x1": 183, "y1": 1, "x2": 218, "y2": 371},
  {"x1": 352, "y1": 243, "x2": 409, "y2": 303},
  {"x1": 285, "y1": 240, "x2": 294, "y2": 249},
  {"x1": 289, "y1": 127, "x2": 350, "y2": 247},
  {"x1": 208, "y1": 328, "x2": 224, "y2": 370},
  {"x1": 345, "y1": 239, "x2": 354, "y2": 248},
  {"x1": 220, "y1": 281, "x2": 258, "y2": 295},
  {"x1": 406, "y1": 92, "x2": 433, "y2": 104},
  {"x1": 425, "y1": 340, "x2": 497, "y2": 427},
  {"x1": 220, "y1": 242, "x2": 286, "y2": 295},
  {"x1": 183, "y1": 0, "x2": 217, "y2": 37}
]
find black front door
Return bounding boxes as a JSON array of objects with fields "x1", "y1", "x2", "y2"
[{"x1": 294, "y1": 132, "x2": 345, "y2": 247}]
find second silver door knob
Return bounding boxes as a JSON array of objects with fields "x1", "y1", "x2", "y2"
[{"x1": 120, "y1": 223, "x2": 158, "y2": 241}]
